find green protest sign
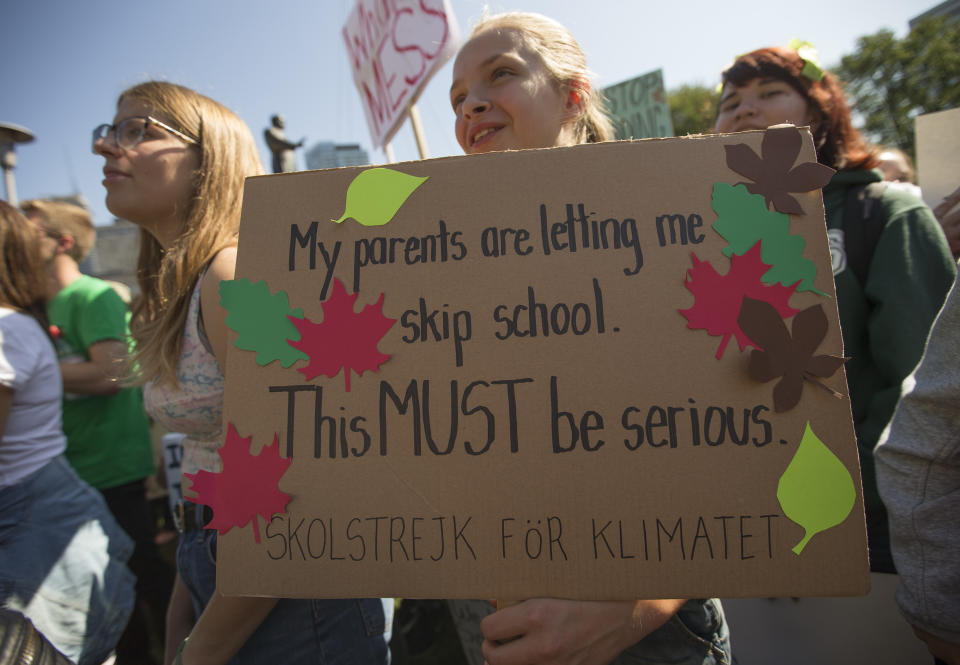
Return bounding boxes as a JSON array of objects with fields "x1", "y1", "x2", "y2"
[{"x1": 604, "y1": 69, "x2": 674, "y2": 140}]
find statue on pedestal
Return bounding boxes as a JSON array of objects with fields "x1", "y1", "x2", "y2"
[{"x1": 264, "y1": 115, "x2": 304, "y2": 173}]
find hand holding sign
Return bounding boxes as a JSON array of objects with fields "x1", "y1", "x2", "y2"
[{"x1": 479, "y1": 599, "x2": 686, "y2": 665}]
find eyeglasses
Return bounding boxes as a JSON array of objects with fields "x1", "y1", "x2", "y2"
[{"x1": 91, "y1": 116, "x2": 198, "y2": 153}]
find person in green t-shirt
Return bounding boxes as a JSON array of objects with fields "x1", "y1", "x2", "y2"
[{"x1": 24, "y1": 198, "x2": 174, "y2": 665}]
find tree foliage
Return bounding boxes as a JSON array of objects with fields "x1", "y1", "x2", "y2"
[
  {"x1": 834, "y1": 16, "x2": 960, "y2": 156},
  {"x1": 668, "y1": 84, "x2": 720, "y2": 136}
]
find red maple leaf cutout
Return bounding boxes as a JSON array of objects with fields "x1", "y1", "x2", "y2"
[
  {"x1": 287, "y1": 278, "x2": 396, "y2": 391},
  {"x1": 184, "y1": 423, "x2": 291, "y2": 544},
  {"x1": 724, "y1": 124, "x2": 835, "y2": 215},
  {"x1": 679, "y1": 241, "x2": 799, "y2": 359}
]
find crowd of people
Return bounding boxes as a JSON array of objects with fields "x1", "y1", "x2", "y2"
[{"x1": 1, "y1": 9, "x2": 957, "y2": 665}]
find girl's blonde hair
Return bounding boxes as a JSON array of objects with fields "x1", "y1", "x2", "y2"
[
  {"x1": 470, "y1": 11, "x2": 613, "y2": 144},
  {"x1": 0, "y1": 201, "x2": 48, "y2": 329},
  {"x1": 122, "y1": 81, "x2": 264, "y2": 386}
]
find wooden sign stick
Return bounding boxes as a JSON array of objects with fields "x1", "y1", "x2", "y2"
[{"x1": 408, "y1": 103, "x2": 430, "y2": 160}]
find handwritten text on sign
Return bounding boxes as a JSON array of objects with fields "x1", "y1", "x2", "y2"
[{"x1": 219, "y1": 136, "x2": 868, "y2": 600}]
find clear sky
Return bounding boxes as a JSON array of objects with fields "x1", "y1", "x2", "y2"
[{"x1": 1, "y1": 0, "x2": 927, "y2": 226}]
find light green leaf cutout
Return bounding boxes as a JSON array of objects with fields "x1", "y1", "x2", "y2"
[
  {"x1": 712, "y1": 183, "x2": 826, "y2": 295},
  {"x1": 333, "y1": 167, "x2": 428, "y2": 226},
  {"x1": 777, "y1": 421, "x2": 856, "y2": 555},
  {"x1": 219, "y1": 278, "x2": 307, "y2": 367}
]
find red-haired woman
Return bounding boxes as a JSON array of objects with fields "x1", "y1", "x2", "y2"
[
  {"x1": 716, "y1": 46, "x2": 956, "y2": 575},
  {"x1": 715, "y1": 44, "x2": 956, "y2": 649}
]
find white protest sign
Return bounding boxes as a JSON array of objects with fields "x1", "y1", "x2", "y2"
[
  {"x1": 342, "y1": 0, "x2": 460, "y2": 149},
  {"x1": 162, "y1": 432, "x2": 186, "y2": 516},
  {"x1": 916, "y1": 108, "x2": 960, "y2": 210}
]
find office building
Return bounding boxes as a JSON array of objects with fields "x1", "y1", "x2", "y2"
[{"x1": 305, "y1": 141, "x2": 370, "y2": 170}]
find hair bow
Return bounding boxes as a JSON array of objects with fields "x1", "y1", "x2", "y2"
[{"x1": 788, "y1": 39, "x2": 825, "y2": 81}]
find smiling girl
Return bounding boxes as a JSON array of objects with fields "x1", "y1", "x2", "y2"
[
  {"x1": 450, "y1": 12, "x2": 611, "y2": 154},
  {"x1": 448, "y1": 12, "x2": 730, "y2": 665}
]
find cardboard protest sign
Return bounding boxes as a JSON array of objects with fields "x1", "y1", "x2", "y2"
[
  {"x1": 604, "y1": 69, "x2": 674, "y2": 140},
  {"x1": 212, "y1": 127, "x2": 869, "y2": 600},
  {"x1": 342, "y1": 0, "x2": 460, "y2": 149}
]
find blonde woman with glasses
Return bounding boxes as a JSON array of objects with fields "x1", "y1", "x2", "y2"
[{"x1": 92, "y1": 81, "x2": 392, "y2": 665}]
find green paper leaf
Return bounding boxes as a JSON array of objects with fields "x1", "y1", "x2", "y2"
[
  {"x1": 333, "y1": 167, "x2": 428, "y2": 226},
  {"x1": 220, "y1": 278, "x2": 307, "y2": 367},
  {"x1": 777, "y1": 421, "x2": 856, "y2": 555},
  {"x1": 712, "y1": 183, "x2": 826, "y2": 295}
]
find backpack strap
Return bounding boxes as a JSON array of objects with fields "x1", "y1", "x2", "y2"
[{"x1": 842, "y1": 181, "x2": 888, "y2": 287}]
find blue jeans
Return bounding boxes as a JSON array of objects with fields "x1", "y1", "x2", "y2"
[
  {"x1": 612, "y1": 598, "x2": 731, "y2": 665},
  {"x1": 0, "y1": 456, "x2": 135, "y2": 665},
  {"x1": 178, "y1": 509, "x2": 392, "y2": 664}
]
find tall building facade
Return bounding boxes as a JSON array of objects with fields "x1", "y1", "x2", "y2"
[
  {"x1": 80, "y1": 219, "x2": 140, "y2": 298},
  {"x1": 305, "y1": 142, "x2": 370, "y2": 170},
  {"x1": 910, "y1": 0, "x2": 960, "y2": 26}
]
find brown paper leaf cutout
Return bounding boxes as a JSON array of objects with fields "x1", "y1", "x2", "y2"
[
  {"x1": 737, "y1": 296, "x2": 846, "y2": 412},
  {"x1": 724, "y1": 125, "x2": 835, "y2": 215}
]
